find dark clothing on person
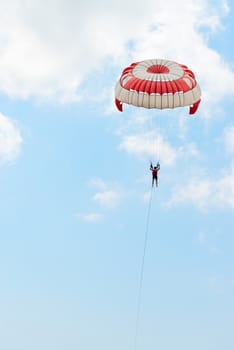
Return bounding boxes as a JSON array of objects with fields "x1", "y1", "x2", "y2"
[{"x1": 150, "y1": 162, "x2": 160, "y2": 187}]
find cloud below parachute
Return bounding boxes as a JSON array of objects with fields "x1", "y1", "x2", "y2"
[{"x1": 119, "y1": 131, "x2": 200, "y2": 166}]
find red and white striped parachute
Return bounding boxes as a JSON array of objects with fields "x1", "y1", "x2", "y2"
[{"x1": 115, "y1": 58, "x2": 201, "y2": 114}]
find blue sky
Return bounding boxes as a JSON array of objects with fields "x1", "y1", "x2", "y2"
[{"x1": 0, "y1": 0, "x2": 234, "y2": 349}]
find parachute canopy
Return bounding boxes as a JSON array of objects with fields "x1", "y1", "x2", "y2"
[{"x1": 115, "y1": 58, "x2": 201, "y2": 115}]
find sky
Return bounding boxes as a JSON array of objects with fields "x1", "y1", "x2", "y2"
[{"x1": 0, "y1": 0, "x2": 234, "y2": 349}]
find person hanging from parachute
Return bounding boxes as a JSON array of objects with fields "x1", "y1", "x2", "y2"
[
  {"x1": 114, "y1": 58, "x2": 201, "y2": 189},
  {"x1": 150, "y1": 162, "x2": 160, "y2": 187}
]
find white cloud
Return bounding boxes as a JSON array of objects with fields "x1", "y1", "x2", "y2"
[
  {"x1": 0, "y1": 112, "x2": 22, "y2": 164},
  {"x1": 168, "y1": 177, "x2": 212, "y2": 210},
  {"x1": 74, "y1": 212, "x2": 103, "y2": 223},
  {"x1": 88, "y1": 177, "x2": 123, "y2": 208},
  {"x1": 119, "y1": 131, "x2": 201, "y2": 166},
  {"x1": 88, "y1": 177, "x2": 108, "y2": 191},
  {"x1": 167, "y1": 162, "x2": 234, "y2": 210},
  {"x1": 92, "y1": 190, "x2": 122, "y2": 208},
  {"x1": 119, "y1": 131, "x2": 177, "y2": 166},
  {"x1": 0, "y1": 0, "x2": 232, "y2": 111},
  {"x1": 130, "y1": 1, "x2": 234, "y2": 116}
]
